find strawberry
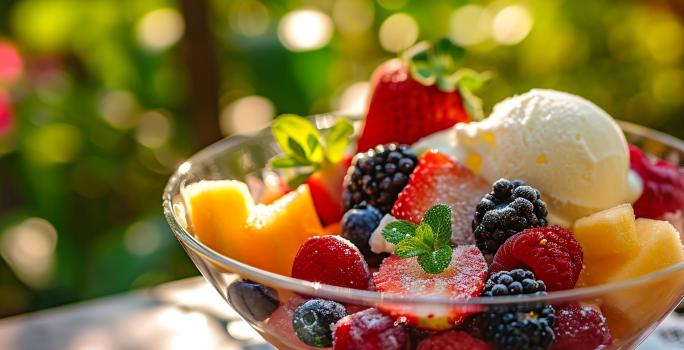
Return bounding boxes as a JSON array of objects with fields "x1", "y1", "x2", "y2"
[
  {"x1": 391, "y1": 150, "x2": 490, "y2": 245},
  {"x1": 417, "y1": 330, "x2": 492, "y2": 350},
  {"x1": 373, "y1": 245, "x2": 488, "y2": 330},
  {"x1": 291, "y1": 236, "x2": 371, "y2": 290},
  {"x1": 357, "y1": 39, "x2": 486, "y2": 151},
  {"x1": 305, "y1": 156, "x2": 351, "y2": 225},
  {"x1": 490, "y1": 226, "x2": 583, "y2": 291},
  {"x1": 629, "y1": 144, "x2": 684, "y2": 220}
]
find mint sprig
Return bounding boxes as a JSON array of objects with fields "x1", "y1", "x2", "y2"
[
  {"x1": 382, "y1": 204, "x2": 453, "y2": 274},
  {"x1": 271, "y1": 114, "x2": 354, "y2": 187}
]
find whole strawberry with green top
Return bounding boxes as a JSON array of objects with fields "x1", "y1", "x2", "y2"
[{"x1": 357, "y1": 38, "x2": 487, "y2": 152}]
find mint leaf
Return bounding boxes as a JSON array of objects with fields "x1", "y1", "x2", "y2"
[
  {"x1": 286, "y1": 172, "x2": 311, "y2": 188},
  {"x1": 422, "y1": 204, "x2": 452, "y2": 248},
  {"x1": 396, "y1": 237, "x2": 430, "y2": 258},
  {"x1": 325, "y1": 118, "x2": 353, "y2": 163},
  {"x1": 383, "y1": 221, "x2": 417, "y2": 244},
  {"x1": 417, "y1": 245, "x2": 453, "y2": 274},
  {"x1": 272, "y1": 115, "x2": 324, "y2": 164},
  {"x1": 414, "y1": 223, "x2": 435, "y2": 248},
  {"x1": 270, "y1": 156, "x2": 306, "y2": 168}
]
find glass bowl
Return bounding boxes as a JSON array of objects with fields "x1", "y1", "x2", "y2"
[{"x1": 163, "y1": 114, "x2": 684, "y2": 349}]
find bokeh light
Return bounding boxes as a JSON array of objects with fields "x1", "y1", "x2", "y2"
[
  {"x1": 219, "y1": 95, "x2": 274, "y2": 136},
  {"x1": 98, "y1": 90, "x2": 139, "y2": 130},
  {"x1": 25, "y1": 123, "x2": 83, "y2": 164},
  {"x1": 333, "y1": 0, "x2": 374, "y2": 36},
  {"x1": 644, "y1": 16, "x2": 684, "y2": 64},
  {"x1": 136, "y1": 110, "x2": 173, "y2": 148},
  {"x1": 379, "y1": 13, "x2": 419, "y2": 52},
  {"x1": 137, "y1": 8, "x2": 185, "y2": 51},
  {"x1": 0, "y1": 91, "x2": 13, "y2": 136},
  {"x1": 449, "y1": 5, "x2": 493, "y2": 46},
  {"x1": 377, "y1": 0, "x2": 408, "y2": 10},
  {"x1": 492, "y1": 5, "x2": 533, "y2": 45},
  {"x1": 124, "y1": 220, "x2": 162, "y2": 256},
  {"x1": 337, "y1": 81, "x2": 370, "y2": 115},
  {"x1": 278, "y1": 10, "x2": 333, "y2": 51},
  {"x1": 229, "y1": 0, "x2": 270, "y2": 37},
  {"x1": 0, "y1": 218, "x2": 58, "y2": 288},
  {"x1": 0, "y1": 40, "x2": 24, "y2": 84}
]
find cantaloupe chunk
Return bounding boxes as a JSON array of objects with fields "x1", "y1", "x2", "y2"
[
  {"x1": 182, "y1": 180, "x2": 255, "y2": 262},
  {"x1": 573, "y1": 204, "x2": 638, "y2": 258},
  {"x1": 600, "y1": 219, "x2": 684, "y2": 336},
  {"x1": 182, "y1": 180, "x2": 324, "y2": 276}
]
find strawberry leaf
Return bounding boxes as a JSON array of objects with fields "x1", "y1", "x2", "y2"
[
  {"x1": 286, "y1": 172, "x2": 312, "y2": 188},
  {"x1": 383, "y1": 221, "x2": 418, "y2": 244},
  {"x1": 272, "y1": 115, "x2": 324, "y2": 166},
  {"x1": 270, "y1": 156, "x2": 306, "y2": 168}
]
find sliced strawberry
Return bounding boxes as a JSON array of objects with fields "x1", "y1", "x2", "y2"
[
  {"x1": 292, "y1": 236, "x2": 371, "y2": 290},
  {"x1": 357, "y1": 59, "x2": 471, "y2": 151},
  {"x1": 551, "y1": 303, "x2": 612, "y2": 350},
  {"x1": 629, "y1": 144, "x2": 684, "y2": 220},
  {"x1": 391, "y1": 151, "x2": 490, "y2": 245},
  {"x1": 490, "y1": 226, "x2": 583, "y2": 291},
  {"x1": 305, "y1": 156, "x2": 351, "y2": 225},
  {"x1": 417, "y1": 330, "x2": 492, "y2": 350},
  {"x1": 333, "y1": 308, "x2": 409, "y2": 350},
  {"x1": 373, "y1": 245, "x2": 488, "y2": 330}
]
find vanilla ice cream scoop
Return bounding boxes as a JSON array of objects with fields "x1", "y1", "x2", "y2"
[{"x1": 452, "y1": 89, "x2": 641, "y2": 226}]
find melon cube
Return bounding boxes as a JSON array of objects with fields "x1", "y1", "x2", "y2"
[{"x1": 573, "y1": 204, "x2": 638, "y2": 258}]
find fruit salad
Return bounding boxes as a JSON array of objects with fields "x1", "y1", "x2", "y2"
[{"x1": 179, "y1": 41, "x2": 684, "y2": 349}]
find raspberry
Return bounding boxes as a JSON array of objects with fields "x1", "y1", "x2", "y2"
[
  {"x1": 292, "y1": 236, "x2": 371, "y2": 290},
  {"x1": 333, "y1": 308, "x2": 408, "y2": 350},
  {"x1": 417, "y1": 330, "x2": 492, "y2": 350},
  {"x1": 344, "y1": 143, "x2": 418, "y2": 214},
  {"x1": 490, "y1": 226, "x2": 583, "y2": 291},
  {"x1": 629, "y1": 144, "x2": 684, "y2": 220},
  {"x1": 473, "y1": 179, "x2": 549, "y2": 255},
  {"x1": 551, "y1": 303, "x2": 612, "y2": 350}
]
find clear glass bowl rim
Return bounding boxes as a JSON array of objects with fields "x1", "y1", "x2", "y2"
[{"x1": 162, "y1": 116, "x2": 684, "y2": 306}]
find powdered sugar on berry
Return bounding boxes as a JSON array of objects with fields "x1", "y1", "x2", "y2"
[{"x1": 369, "y1": 214, "x2": 397, "y2": 254}]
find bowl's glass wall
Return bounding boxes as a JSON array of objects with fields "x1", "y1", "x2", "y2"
[{"x1": 163, "y1": 117, "x2": 684, "y2": 350}]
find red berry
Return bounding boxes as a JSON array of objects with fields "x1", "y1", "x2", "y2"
[
  {"x1": 373, "y1": 246, "x2": 488, "y2": 329},
  {"x1": 551, "y1": 303, "x2": 612, "y2": 350},
  {"x1": 357, "y1": 59, "x2": 471, "y2": 152},
  {"x1": 629, "y1": 144, "x2": 684, "y2": 220},
  {"x1": 292, "y1": 236, "x2": 371, "y2": 290},
  {"x1": 306, "y1": 157, "x2": 351, "y2": 225},
  {"x1": 490, "y1": 226, "x2": 583, "y2": 291},
  {"x1": 333, "y1": 308, "x2": 409, "y2": 350},
  {"x1": 391, "y1": 151, "x2": 490, "y2": 245},
  {"x1": 417, "y1": 330, "x2": 492, "y2": 350}
]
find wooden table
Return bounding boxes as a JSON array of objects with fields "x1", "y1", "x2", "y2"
[{"x1": 0, "y1": 277, "x2": 682, "y2": 349}]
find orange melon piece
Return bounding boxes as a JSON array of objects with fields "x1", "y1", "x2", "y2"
[
  {"x1": 182, "y1": 180, "x2": 255, "y2": 262},
  {"x1": 242, "y1": 185, "x2": 324, "y2": 276},
  {"x1": 183, "y1": 180, "x2": 324, "y2": 276},
  {"x1": 573, "y1": 204, "x2": 638, "y2": 258},
  {"x1": 600, "y1": 219, "x2": 684, "y2": 333}
]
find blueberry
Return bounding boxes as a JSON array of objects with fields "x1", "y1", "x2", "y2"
[
  {"x1": 292, "y1": 299, "x2": 347, "y2": 347},
  {"x1": 226, "y1": 280, "x2": 279, "y2": 321},
  {"x1": 341, "y1": 205, "x2": 387, "y2": 267}
]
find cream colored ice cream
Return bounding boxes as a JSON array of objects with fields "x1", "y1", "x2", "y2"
[{"x1": 450, "y1": 89, "x2": 642, "y2": 226}]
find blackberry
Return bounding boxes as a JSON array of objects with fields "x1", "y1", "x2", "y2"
[
  {"x1": 473, "y1": 179, "x2": 548, "y2": 255},
  {"x1": 226, "y1": 280, "x2": 279, "y2": 321},
  {"x1": 341, "y1": 205, "x2": 388, "y2": 267},
  {"x1": 292, "y1": 299, "x2": 348, "y2": 347},
  {"x1": 343, "y1": 143, "x2": 418, "y2": 214},
  {"x1": 481, "y1": 269, "x2": 555, "y2": 350}
]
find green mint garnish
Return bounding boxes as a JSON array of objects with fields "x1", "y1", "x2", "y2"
[
  {"x1": 271, "y1": 114, "x2": 354, "y2": 187},
  {"x1": 382, "y1": 204, "x2": 453, "y2": 274}
]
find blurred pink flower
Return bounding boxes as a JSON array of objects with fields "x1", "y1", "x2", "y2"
[
  {"x1": 0, "y1": 91, "x2": 13, "y2": 136},
  {"x1": 0, "y1": 40, "x2": 23, "y2": 85}
]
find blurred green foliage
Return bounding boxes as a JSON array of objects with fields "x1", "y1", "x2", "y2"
[{"x1": 0, "y1": 0, "x2": 682, "y2": 317}]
